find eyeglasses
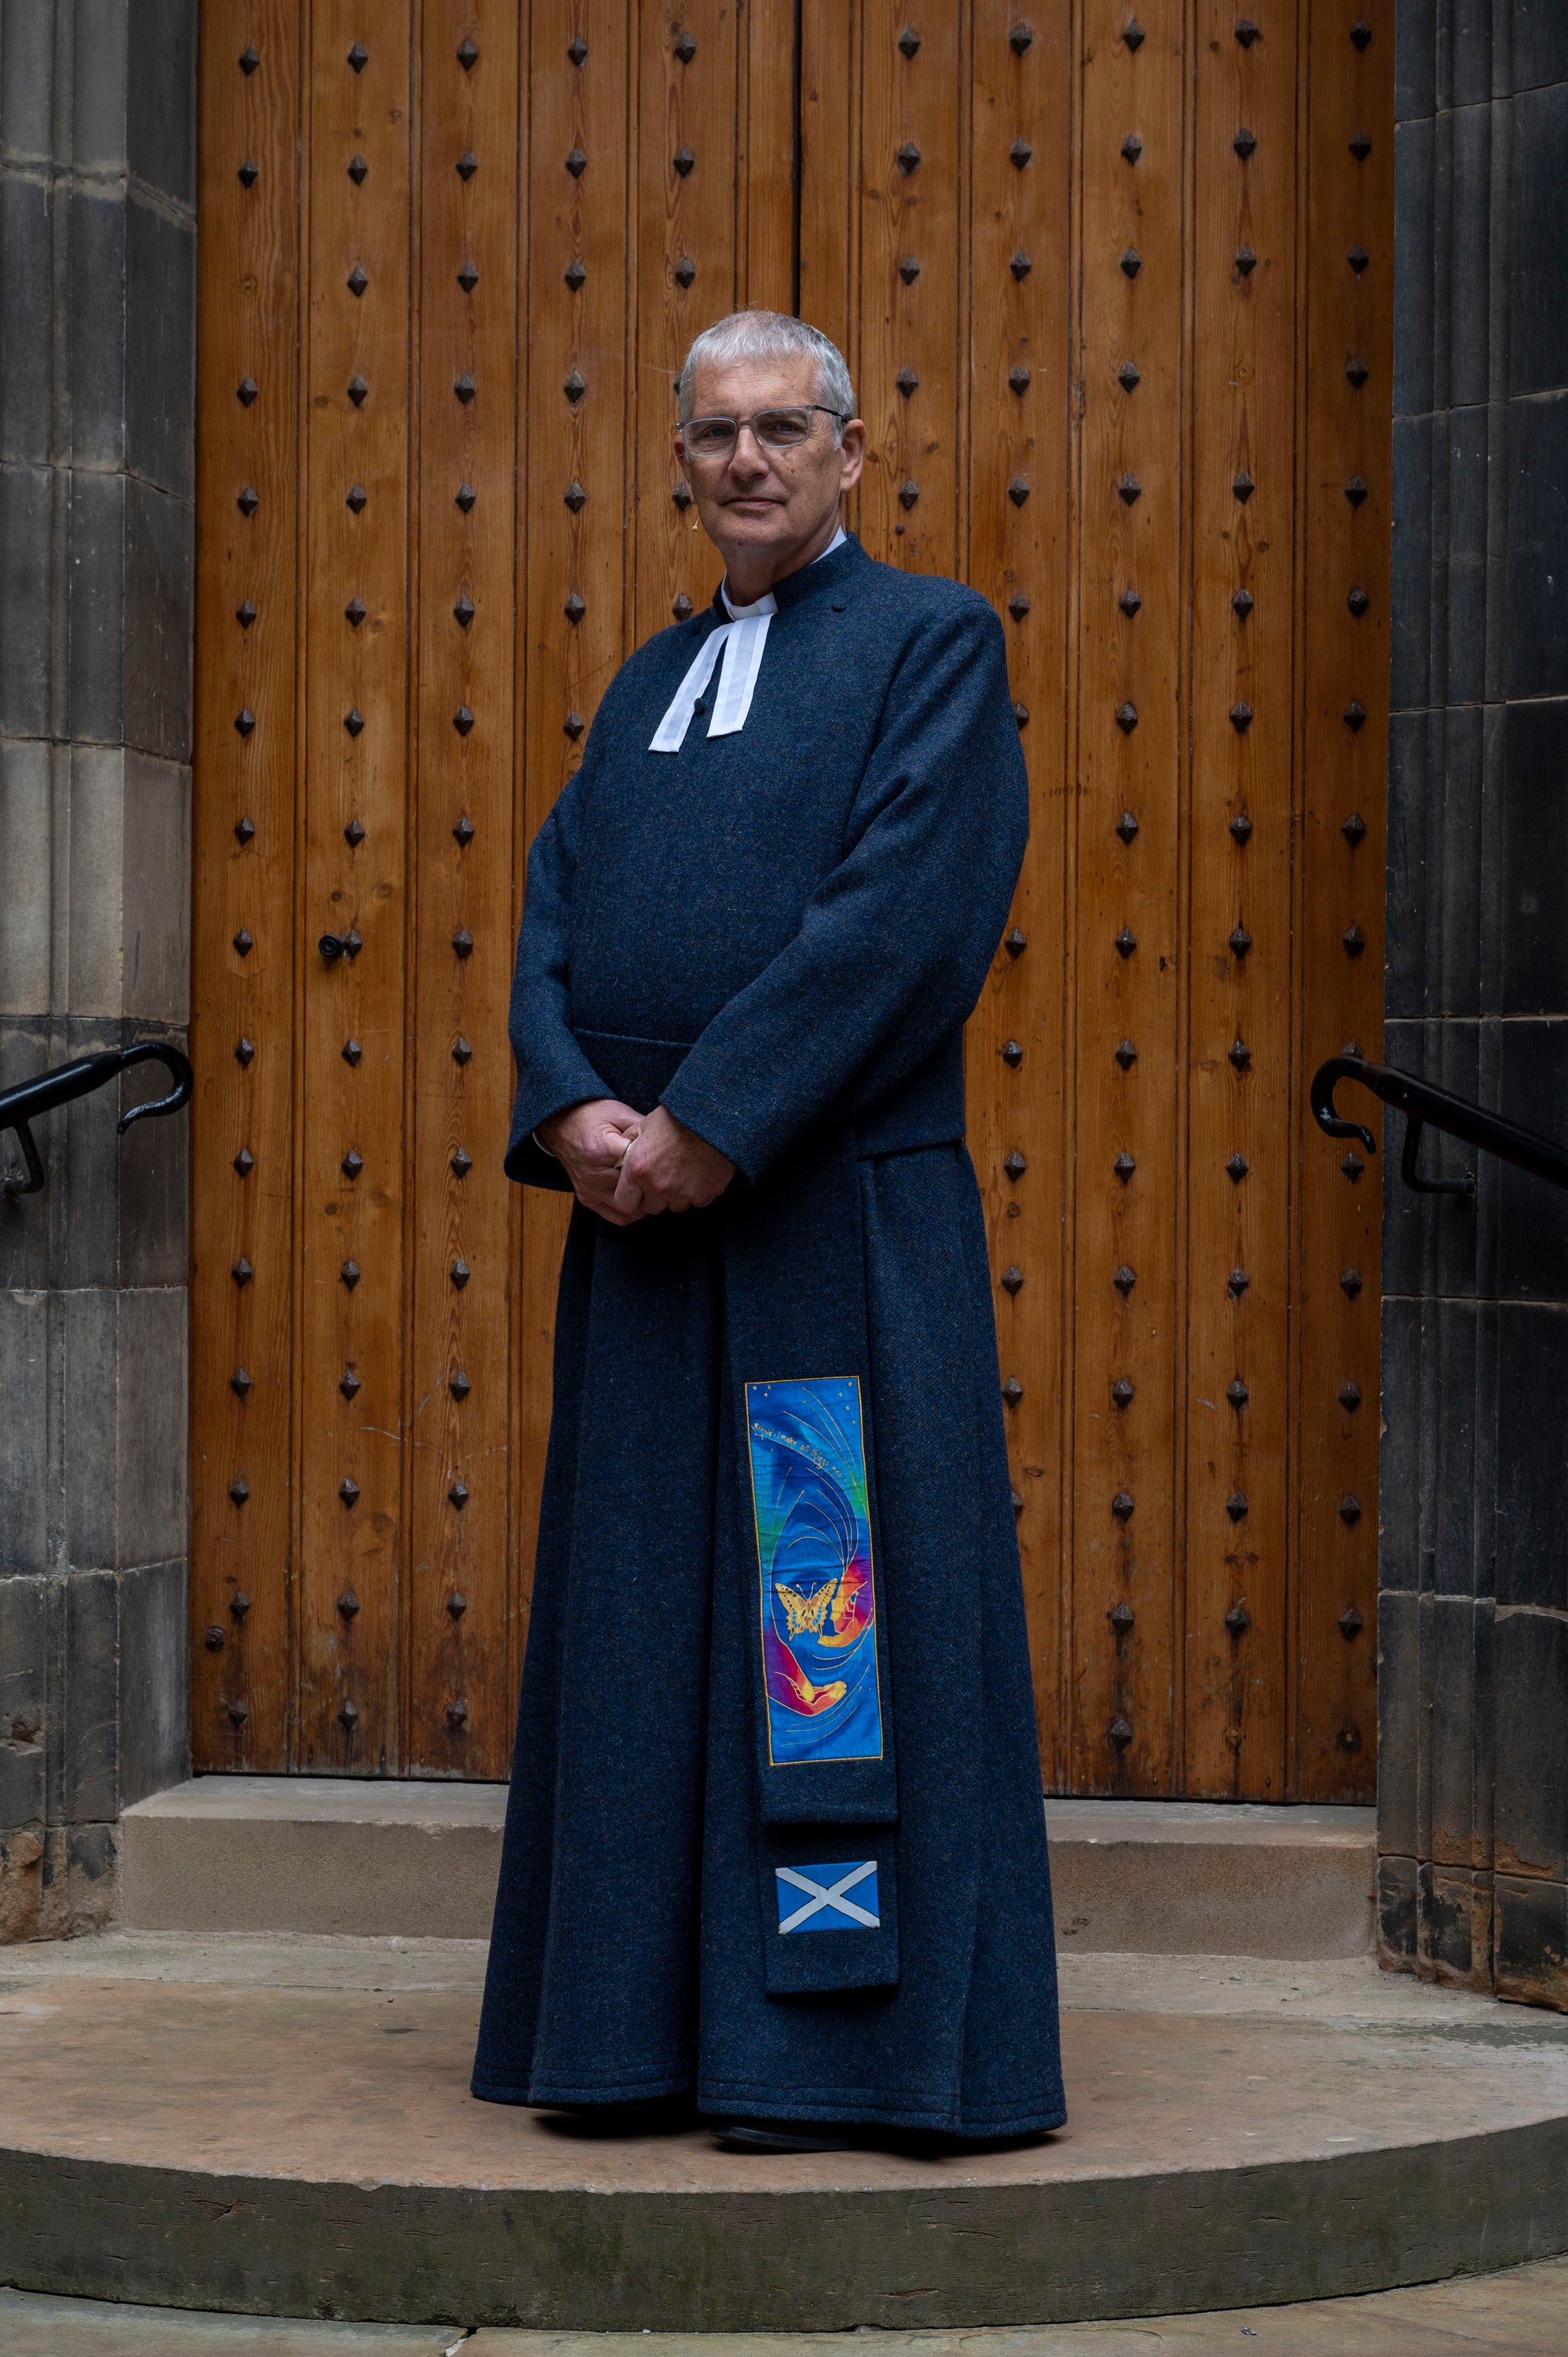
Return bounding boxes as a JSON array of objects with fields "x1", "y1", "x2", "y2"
[{"x1": 680, "y1": 405, "x2": 848, "y2": 460}]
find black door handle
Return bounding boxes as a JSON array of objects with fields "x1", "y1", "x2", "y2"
[{"x1": 318, "y1": 929, "x2": 363, "y2": 962}]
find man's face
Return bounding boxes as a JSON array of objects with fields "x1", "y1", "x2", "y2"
[{"x1": 674, "y1": 354, "x2": 866, "y2": 575}]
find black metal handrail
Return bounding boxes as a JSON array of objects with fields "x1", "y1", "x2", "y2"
[
  {"x1": 1311, "y1": 1054, "x2": 1568, "y2": 1198},
  {"x1": 0, "y1": 1042, "x2": 194, "y2": 1197}
]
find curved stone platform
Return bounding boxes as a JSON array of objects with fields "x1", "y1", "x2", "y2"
[{"x1": 2, "y1": 1939, "x2": 1567, "y2": 2332}]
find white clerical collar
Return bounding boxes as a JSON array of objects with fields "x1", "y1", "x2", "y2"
[{"x1": 650, "y1": 527, "x2": 846, "y2": 754}]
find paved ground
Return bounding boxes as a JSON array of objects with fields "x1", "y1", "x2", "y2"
[
  {"x1": 4, "y1": 1940, "x2": 1566, "y2": 2333},
  {"x1": 2, "y1": 2260, "x2": 1567, "y2": 2354},
  {"x1": 5, "y1": 1943, "x2": 1566, "y2": 2198},
  {"x1": 0, "y1": 1923, "x2": 1516, "y2": 2007}
]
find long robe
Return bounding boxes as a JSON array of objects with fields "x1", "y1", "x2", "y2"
[{"x1": 471, "y1": 533, "x2": 1065, "y2": 2137}]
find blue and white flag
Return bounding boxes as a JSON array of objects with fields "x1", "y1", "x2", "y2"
[{"x1": 775, "y1": 1860, "x2": 880, "y2": 1934}]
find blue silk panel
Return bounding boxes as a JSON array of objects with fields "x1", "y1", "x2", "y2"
[{"x1": 745, "y1": 1376, "x2": 885, "y2": 1769}]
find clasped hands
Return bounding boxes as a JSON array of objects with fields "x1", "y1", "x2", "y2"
[{"x1": 537, "y1": 1100, "x2": 736, "y2": 1227}]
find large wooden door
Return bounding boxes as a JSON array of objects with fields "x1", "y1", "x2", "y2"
[{"x1": 191, "y1": 0, "x2": 1391, "y2": 1796}]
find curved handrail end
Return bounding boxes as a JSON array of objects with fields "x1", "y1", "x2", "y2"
[
  {"x1": 1310, "y1": 1055, "x2": 1378, "y2": 1156},
  {"x1": 115, "y1": 1040, "x2": 195, "y2": 1135}
]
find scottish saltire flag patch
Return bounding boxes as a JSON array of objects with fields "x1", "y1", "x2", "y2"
[
  {"x1": 775, "y1": 1862, "x2": 880, "y2": 1934},
  {"x1": 745, "y1": 1376, "x2": 885, "y2": 1767}
]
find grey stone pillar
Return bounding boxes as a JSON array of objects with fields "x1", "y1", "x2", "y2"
[
  {"x1": 1380, "y1": 0, "x2": 1568, "y2": 2005},
  {"x1": 0, "y1": 0, "x2": 197, "y2": 1937}
]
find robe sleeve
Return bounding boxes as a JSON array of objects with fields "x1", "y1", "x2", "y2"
[
  {"x1": 660, "y1": 594, "x2": 1028, "y2": 1183},
  {"x1": 502, "y1": 757, "x2": 612, "y2": 1186}
]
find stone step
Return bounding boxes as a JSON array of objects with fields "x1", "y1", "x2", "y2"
[
  {"x1": 120, "y1": 1779, "x2": 1376, "y2": 1957},
  {"x1": 0, "y1": 1936, "x2": 1565, "y2": 2330}
]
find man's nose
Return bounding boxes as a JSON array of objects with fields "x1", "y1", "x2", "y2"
[{"x1": 727, "y1": 425, "x2": 772, "y2": 475}]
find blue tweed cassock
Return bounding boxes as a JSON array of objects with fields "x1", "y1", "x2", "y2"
[{"x1": 471, "y1": 532, "x2": 1065, "y2": 2138}]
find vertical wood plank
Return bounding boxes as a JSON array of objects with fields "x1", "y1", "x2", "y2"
[
  {"x1": 405, "y1": 0, "x2": 521, "y2": 1776},
  {"x1": 855, "y1": 0, "x2": 962, "y2": 574},
  {"x1": 632, "y1": 0, "x2": 742, "y2": 649},
  {"x1": 742, "y1": 0, "x2": 798, "y2": 313},
  {"x1": 1070, "y1": 0, "x2": 1187, "y2": 1795},
  {"x1": 515, "y1": 2, "x2": 634, "y2": 1655},
  {"x1": 294, "y1": 0, "x2": 413, "y2": 1772},
  {"x1": 965, "y1": 1, "x2": 1075, "y2": 1790},
  {"x1": 511, "y1": 4, "x2": 798, "y2": 1698},
  {"x1": 798, "y1": 0, "x2": 855, "y2": 357},
  {"x1": 1180, "y1": 0, "x2": 1299, "y2": 1798},
  {"x1": 1291, "y1": 0, "x2": 1391, "y2": 1800},
  {"x1": 190, "y1": 0, "x2": 302, "y2": 1769}
]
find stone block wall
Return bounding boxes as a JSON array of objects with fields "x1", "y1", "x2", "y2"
[
  {"x1": 0, "y1": 0, "x2": 196, "y2": 1938},
  {"x1": 1380, "y1": 0, "x2": 1568, "y2": 2005}
]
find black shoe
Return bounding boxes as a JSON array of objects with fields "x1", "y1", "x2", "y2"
[
  {"x1": 714, "y1": 2117, "x2": 858, "y2": 2153},
  {"x1": 537, "y1": 2094, "x2": 700, "y2": 2137}
]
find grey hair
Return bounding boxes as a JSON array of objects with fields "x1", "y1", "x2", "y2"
[{"x1": 676, "y1": 311, "x2": 855, "y2": 442}]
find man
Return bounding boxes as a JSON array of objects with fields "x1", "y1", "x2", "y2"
[{"x1": 472, "y1": 311, "x2": 1064, "y2": 2151}]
